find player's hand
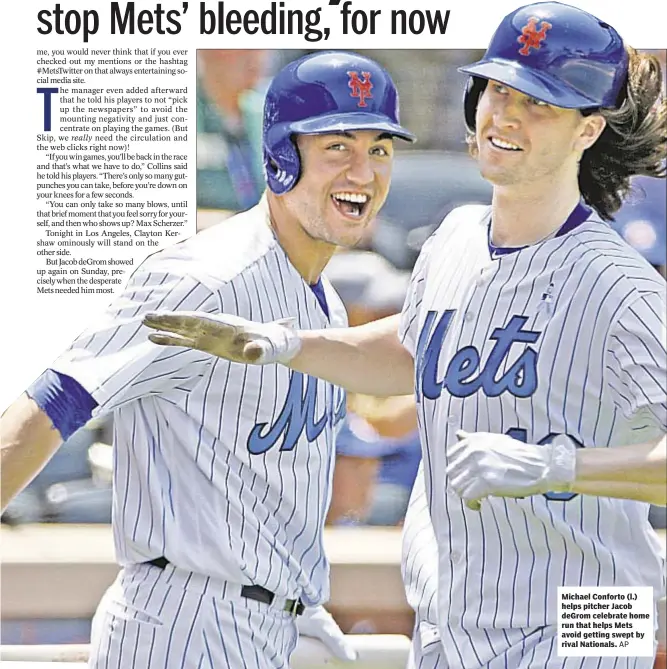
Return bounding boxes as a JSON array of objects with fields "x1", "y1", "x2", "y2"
[
  {"x1": 142, "y1": 311, "x2": 302, "y2": 365},
  {"x1": 296, "y1": 605, "x2": 357, "y2": 661},
  {"x1": 447, "y1": 431, "x2": 577, "y2": 510}
]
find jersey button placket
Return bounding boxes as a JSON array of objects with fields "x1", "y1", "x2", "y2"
[
  {"x1": 460, "y1": 272, "x2": 483, "y2": 325},
  {"x1": 476, "y1": 266, "x2": 495, "y2": 288}
]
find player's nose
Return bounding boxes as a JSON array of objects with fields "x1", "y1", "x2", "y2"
[
  {"x1": 493, "y1": 95, "x2": 522, "y2": 129},
  {"x1": 345, "y1": 151, "x2": 375, "y2": 186}
]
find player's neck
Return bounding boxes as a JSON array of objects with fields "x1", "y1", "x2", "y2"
[
  {"x1": 266, "y1": 197, "x2": 336, "y2": 285},
  {"x1": 490, "y1": 181, "x2": 582, "y2": 248}
]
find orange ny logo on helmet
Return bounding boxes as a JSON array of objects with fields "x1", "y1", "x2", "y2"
[
  {"x1": 347, "y1": 71, "x2": 373, "y2": 108},
  {"x1": 517, "y1": 17, "x2": 552, "y2": 56}
]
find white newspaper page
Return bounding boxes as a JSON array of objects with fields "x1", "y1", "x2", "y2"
[{"x1": 1, "y1": 0, "x2": 665, "y2": 663}]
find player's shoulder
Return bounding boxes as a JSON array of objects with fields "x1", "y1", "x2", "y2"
[
  {"x1": 567, "y1": 216, "x2": 665, "y2": 297},
  {"x1": 135, "y1": 200, "x2": 280, "y2": 293},
  {"x1": 420, "y1": 204, "x2": 490, "y2": 259},
  {"x1": 436, "y1": 204, "x2": 490, "y2": 238}
]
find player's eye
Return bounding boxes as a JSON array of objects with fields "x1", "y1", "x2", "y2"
[
  {"x1": 528, "y1": 97, "x2": 548, "y2": 107},
  {"x1": 326, "y1": 143, "x2": 347, "y2": 152},
  {"x1": 370, "y1": 145, "x2": 390, "y2": 157},
  {"x1": 492, "y1": 83, "x2": 509, "y2": 95}
]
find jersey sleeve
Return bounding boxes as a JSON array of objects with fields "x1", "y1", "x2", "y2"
[
  {"x1": 50, "y1": 253, "x2": 220, "y2": 414},
  {"x1": 398, "y1": 233, "x2": 436, "y2": 357},
  {"x1": 605, "y1": 289, "x2": 667, "y2": 431}
]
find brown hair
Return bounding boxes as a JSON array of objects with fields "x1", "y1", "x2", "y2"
[{"x1": 579, "y1": 48, "x2": 666, "y2": 221}]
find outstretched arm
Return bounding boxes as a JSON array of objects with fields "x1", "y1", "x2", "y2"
[
  {"x1": 448, "y1": 431, "x2": 667, "y2": 509},
  {"x1": 571, "y1": 435, "x2": 666, "y2": 504},
  {"x1": 1, "y1": 394, "x2": 63, "y2": 512},
  {"x1": 143, "y1": 312, "x2": 415, "y2": 397},
  {"x1": 288, "y1": 315, "x2": 414, "y2": 396}
]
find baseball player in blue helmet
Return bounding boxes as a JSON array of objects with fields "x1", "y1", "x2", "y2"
[
  {"x1": 263, "y1": 51, "x2": 414, "y2": 196},
  {"x1": 259, "y1": 51, "x2": 414, "y2": 258},
  {"x1": 1, "y1": 51, "x2": 413, "y2": 669},
  {"x1": 459, "y1": 1, "x2": 665, "y2": 222},
  {"x1": 139, "y1": 5, "x2": 666, "y2": 668}
]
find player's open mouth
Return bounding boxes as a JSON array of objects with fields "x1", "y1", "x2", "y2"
[
  {"x1": 331, "y1": 192, "x2": 370, "y2": 219},
  {"x1": 489, "y1": 136, "x2": 522, "y2": 151}
]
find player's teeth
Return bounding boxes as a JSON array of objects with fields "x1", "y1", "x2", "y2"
[
  {"x1": 333, "y1": 193, "x2": 369, "y2": 203},
  {"x1": 491, "y1": 137, "x2": 521, "y2": 151}
]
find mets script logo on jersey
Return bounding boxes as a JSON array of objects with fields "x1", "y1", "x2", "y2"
[
  {"x1": 517, "y1": 17, "x2": 552, "y2": 56},
  {"x1": 347, "y1": 71, "x2": 373, "y2": 107},
  {"x1": 415, "y1": 310, "x2": 541, "y2": 400},
  {"x1": 247, "y1": 373, "x2": 346, "y2": 455}
]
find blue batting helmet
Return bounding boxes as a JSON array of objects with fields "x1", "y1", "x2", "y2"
[
  {"x1": 460, "y1": 2, "x2": 629, "y2": 131},
  {"x1": 263, "y1": 51, "x2": 415, "y2": 195}
]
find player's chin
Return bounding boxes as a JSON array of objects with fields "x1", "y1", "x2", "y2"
[
  {"x1": 328, "y1": 219, "x2": 372, "y2": 248},
  {"x1": 478, "y1": 162, "x2": 521, "y2": 187}
]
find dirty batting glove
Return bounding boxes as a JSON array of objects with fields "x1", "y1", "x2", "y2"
[{"x1": 142, "y1": 311, "x2": 302, "y2": 365}]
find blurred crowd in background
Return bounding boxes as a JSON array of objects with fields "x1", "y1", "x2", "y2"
[{"x1": 3, "y1": 49, "x2": 666, "y2": 532}]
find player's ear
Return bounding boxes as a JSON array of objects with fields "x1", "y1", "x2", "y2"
[{"x1": 575, "y1": 112, "x2": 606, "y2": 153}]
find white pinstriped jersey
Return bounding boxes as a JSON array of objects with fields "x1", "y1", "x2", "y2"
[
  {"x1": 52, "y1": 197, "x2": 347, "y2": 607},
  {"x1": 399, "y1": 205, "x2": 667, "y2": 669}
]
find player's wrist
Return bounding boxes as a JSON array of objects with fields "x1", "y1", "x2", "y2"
[
  {"x1": 266, "y1": 321, "x2": 302, "y2": 363},
  {"x1": 544, "y1": 437, "x2": 577, "y2": 492}
]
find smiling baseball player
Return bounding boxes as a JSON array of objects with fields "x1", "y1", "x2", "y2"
[
  {"x1": 140, "y1": 4, "x2": 667, "y2": 668},
  {"x1": 0, "y1": 51, "x2": 415, "y2": 668}
]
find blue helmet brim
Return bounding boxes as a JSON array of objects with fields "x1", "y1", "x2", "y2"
[
  {"x1": 289, "y1": 112, "x2": 416, "y2": 142},
  {"x1": 459, "y1": 59, "x2": 602, "y2": 109}
]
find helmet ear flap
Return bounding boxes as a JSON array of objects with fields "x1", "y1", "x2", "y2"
[
  {"x1": 264, "y1": 135, "x2": 300, "y2": 195},
  {"x1": 463, "y1": 77, "x2": 488, "y2": 133}
]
